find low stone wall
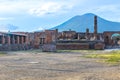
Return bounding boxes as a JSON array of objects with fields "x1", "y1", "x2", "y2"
[
  {"x1": 56, "y1": 43, "x2": 89, "y2": 50},
  {"x1": 94, "y1": 43, "x2": 105, "y2": 50},
  {"x1": 56, "y1": 40, "x2": 105, "y2": 50},
  {"x1": 42, "y1": 44, "x2": 56, "y2": 52},
  {"x1": 0, "y1": 44, "x2": 30, "y2": 51}
]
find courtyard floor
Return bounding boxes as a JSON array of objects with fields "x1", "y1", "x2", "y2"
[{"x1": 0, "y1": 50, "x2": 120, "y2": 80}]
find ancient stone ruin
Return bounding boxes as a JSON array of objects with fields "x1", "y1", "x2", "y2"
[{"x1": 0, "y1": 16, "x2": 120, "y2": 51}]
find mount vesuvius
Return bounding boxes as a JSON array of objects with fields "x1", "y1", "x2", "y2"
[{"x1": 51, "y1": 13, "x2": 120, "y2": 32}]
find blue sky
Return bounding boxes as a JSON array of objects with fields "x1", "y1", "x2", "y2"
[{"x1": 0, "y1": 0, "x2": 120, "y2": 32}]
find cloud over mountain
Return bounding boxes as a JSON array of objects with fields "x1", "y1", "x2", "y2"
[{"x1": 0, "y1": 24, "x2": 18, "y2": 32}]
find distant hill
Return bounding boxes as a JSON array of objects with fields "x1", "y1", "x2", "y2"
[{"x1": 51, "y1": 13, "x2": 120, "y2": 32}]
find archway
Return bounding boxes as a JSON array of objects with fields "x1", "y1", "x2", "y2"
[
  {"x1": 104, "y1": 36, "x2": 109, "y2": 45},
  {"x1": 111, "y1": 33, "x2": 120, "y2": 45}
]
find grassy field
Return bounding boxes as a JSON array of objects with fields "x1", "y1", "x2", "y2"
[{"x1": 85, "y1": 50, "x2": 120, "y2": 64}]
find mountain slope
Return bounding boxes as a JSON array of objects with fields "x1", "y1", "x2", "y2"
[{"x1": 51, "y1": 13, "x2": 120, "y2": 32}]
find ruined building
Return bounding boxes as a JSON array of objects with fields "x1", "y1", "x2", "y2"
[
  {"x1": 0, "y1": 32, "x2": 29, "y2": 51},
  {"x1": 32, "y1": 15, "x2": 120, "y2": 51},
  {"x1": 0, "y1": 15, "x2": 120, "y2": 51},
  {"x1": 32, "y1": 16, "x2": 105, "y2": 51}
]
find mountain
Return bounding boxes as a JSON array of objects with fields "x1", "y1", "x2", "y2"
[{"x1": 51, "y1": 13, "x2": 120, "y2": 32}]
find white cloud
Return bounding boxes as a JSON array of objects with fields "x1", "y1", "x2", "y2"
[
  {"x1": 0, "y1": 0, "x2": 86, "y2": 17},
  {"x1": 95, "y1": 5, "x2": 119, "y2": 13},
  {"x1": 0, "y1": 17, "x2": 14, "y2": 21},
  {"x1": 38, "y1": 27, "x2": 45, "y2": 31},
  {"x1": 0, "y1": 1, "x2": 40, "y2": 15},
  {"x1": 28, "y1": 2, "x2": 74, "y2": 16},
  {"x1": 0, "y1": 24, "x2": 18, "y2": 32}
]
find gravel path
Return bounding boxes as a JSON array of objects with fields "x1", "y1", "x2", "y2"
[{"x1": 0, "y1": 51, "x2": 119, "y2": 80}]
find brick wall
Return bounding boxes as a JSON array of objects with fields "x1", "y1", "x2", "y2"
[
  {"x1": 56, "y1": 43, "x2": 89, "y2": 50},
  {"x1": 0, "y1": 44, "x2": 30, "y2": 51},
  {"x1": 42, "y1": 44, "x2": 56, "y2": 52},
  {"x1": 94, "y1": 43, "x2": 105, "y2": 50},
  {"x1": 103, "y1": 31, "x2": 120, "y2": 45},
  {"x1": 45, "y1": 30, "x2": 57, "y2": 44}
]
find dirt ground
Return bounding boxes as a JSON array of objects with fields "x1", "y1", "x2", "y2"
[{"x1": 0, "y1": 50, "x2": 120, "y2": 80}]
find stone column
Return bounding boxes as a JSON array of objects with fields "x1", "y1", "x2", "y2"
[
  {"x1": 17, "y1": 36, "x2": 20, "y2": 44},
  {"x1": 94, "y1": 16, "x2": 98, "y2": 40},
  {"x1": 55, "y1": 29, "x2": 58, "y2": 41},
  {"x1": 21, "y1": 36, "x2": 24, "y2": 44},
  {"x1": 2, "y1": 35, "x2": 5, "y2": 44},
  {"x1": 12, "y1": 35, "x2": 15, "y2": 44},
  {"x1": 7, "y1": 36, "x2": 11, "y2": 45},
  {"x1": 85, "y1": 28, "x2": 89, "y2": 39},
  {"x1": 78, "y1": 34, "x2": 80, "y2": 40}
]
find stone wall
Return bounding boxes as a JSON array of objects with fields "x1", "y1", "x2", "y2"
[
  {"x1": 94, "y1": 43, "x2": 105, "y2": 50},
  {"x1": 45, "y1": 30, "x2": 57, "y2": 44},
  {"x1": 56, "y1": 40, "x2": 105, "y2": 50},
  {"x1": 0, "y1": 44, "x2": 30, "y2": 51},
  {"x1": 42, "y1": 44, "x2": 56, "y2": 52},
  {"x1": 58, "y1": 30, "x2": 76, "y2": 40},
  {"x1": 103, "y1": 31, "x2": 120, "y2": 45},
  {"x1": 56, "y1": 43, "x2": 89, "y2": 50}
]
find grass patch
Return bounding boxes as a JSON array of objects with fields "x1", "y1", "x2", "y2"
[
  {"x1": 85, "y1": 50, "x2": 120, "y2": 64},
  {"x1": 0, "y1": 52, "x2": 6, "y2": 55},
  {"x1": 56, "y1": 50, "x2": 100, "y2": 53}
]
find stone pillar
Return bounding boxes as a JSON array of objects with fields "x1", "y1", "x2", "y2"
[
  {"x1": 94, "y1": 16, "x2": 97, "y2": 40},
  {"x1": 85, "y1": 28, "x2": 89, "y2": 39},
  {"x1": 12, "y1": 35, "x2": 15, "y2": 44},
  {"x1": 21, "y1": 36, "x2": 24, "y2": 44},
  {"x1": 78, "y1": 34, "x2": 80, "y2": 40},
  {"x1": 2, "y1": 35, "x2": 5, "y2": 44},
  {"x1": 17, "y1": 36, "x2": 20, "y2": 44},
  {"x1": 7, "y1": 36, "x2": 11, "y2": 45},
  {"x1": 55, "y1": 29, "x2": 58, "y2": 41}
]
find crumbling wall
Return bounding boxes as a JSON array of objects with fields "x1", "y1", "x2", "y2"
[
  {"x1": 42, "y1": 44, "x2": 56, "y2": 52},
  {"x1": 0, "y1": 44, "x2": 30, "y2": 51},
  {"x1": 94, "y1": 43, "x2": 105, "y2": 50},
  {"x1": 56, "y1": 43, "x2": 89, "y2": 50}
]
